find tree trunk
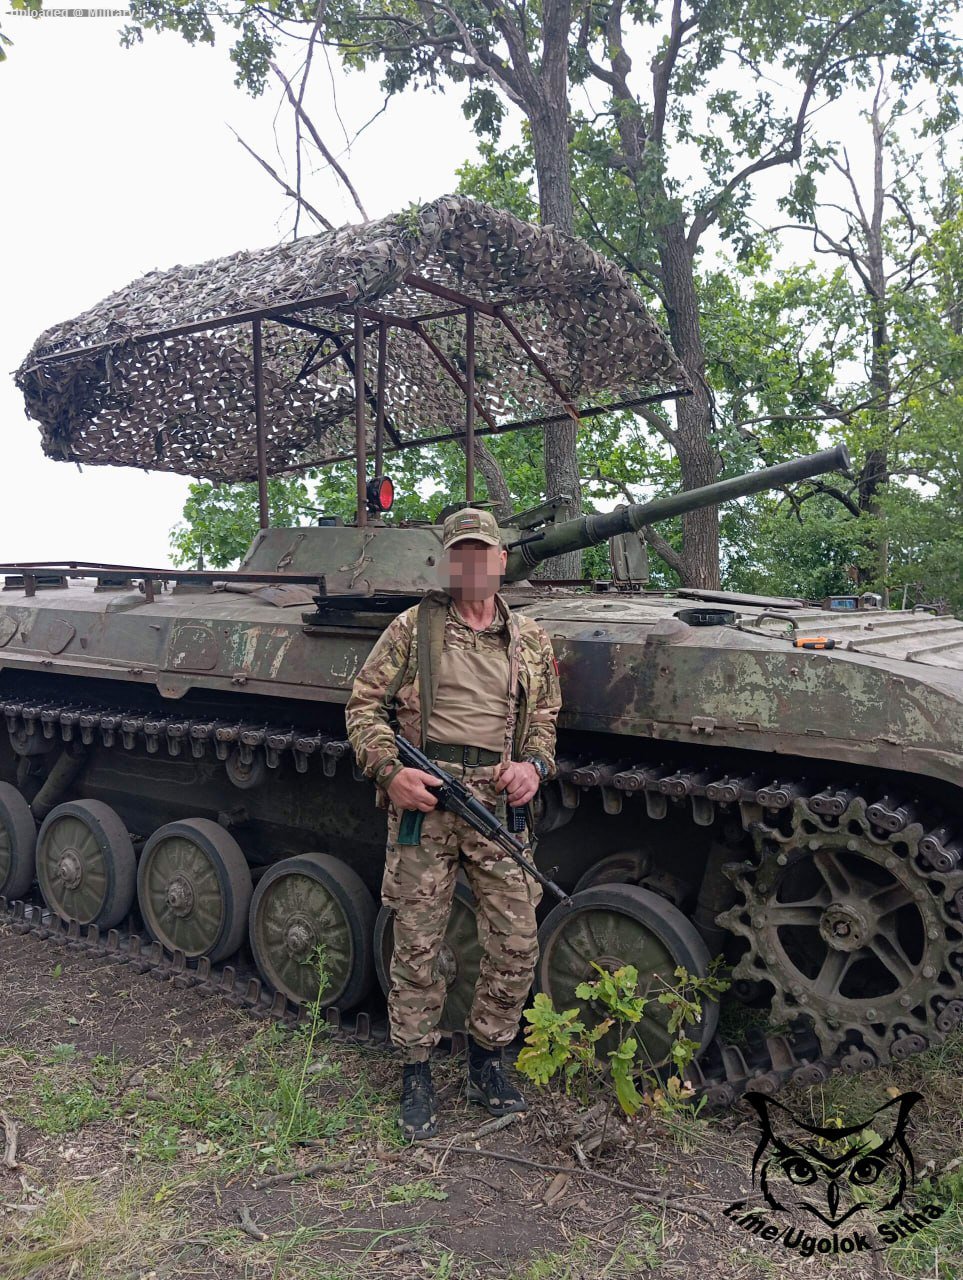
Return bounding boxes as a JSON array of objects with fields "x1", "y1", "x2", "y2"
[
  {"x1": 657, "y1": 221, "x2": 721, "y2": 587},
  {"x1": 528, "y1": 99, "x2": 583, "y2": 579},
  {"x1": 857, "y1": 92, "x2": 892, "y2": 602},
  {"x1": 531, "y1": 105, "x2": 573, "y2": 230},
  {"x1": 460, "y1": 435, "x2": 513, "y2": 520}
]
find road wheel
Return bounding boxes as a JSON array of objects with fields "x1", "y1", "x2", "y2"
[
  {"x1": 249, "y1": 852, "x2": 375, "y2": 1010},
  {"x1": 535, "y1": 882, "x2": 719, "y2": 1069},
  {"x1": 36, "y1": 799, "x2": 135, "y2": 928},
  {"x1": 0, "y1": 781, "x2": 37, "y2": 901},
  {"x1": 574, "y1": 851, "x2": 648, "y2": 892},
  {"x1": 138, "y1": 818, "x2": 251, "y2": 961}
]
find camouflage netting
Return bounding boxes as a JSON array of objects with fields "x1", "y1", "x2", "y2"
[{"x1": 14, "y1": 196, "x2": 688, "y2": 483}]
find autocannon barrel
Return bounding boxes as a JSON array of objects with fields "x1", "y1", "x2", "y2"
[{"x1": 503, "y1": 444, "x2": 851, "y2": 581}]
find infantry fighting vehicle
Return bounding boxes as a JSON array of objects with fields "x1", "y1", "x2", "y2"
[{"x1": 4, "y1": 198, "x2": 962, "y2": 1103}]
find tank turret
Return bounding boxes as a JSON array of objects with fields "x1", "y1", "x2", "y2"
[{"x1": 234, "y1": 445, "x2": 851, "y2": 596}]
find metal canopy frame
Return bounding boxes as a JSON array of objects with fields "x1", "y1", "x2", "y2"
[
  {"x1": 19, "y1": 200, "x2": 690, "y2": 530},
  {"x1": 27, "y1": 292, "x2": 686, "y2": 533}
]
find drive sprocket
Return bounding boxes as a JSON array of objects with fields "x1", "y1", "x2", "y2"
[{"x1": 718, "y1": 793, "x2": 963, "y2": 1067}]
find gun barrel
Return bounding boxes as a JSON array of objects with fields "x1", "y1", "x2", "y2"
[{"x1": 504, "y1": 444, "x2": 850, "y2": 580}]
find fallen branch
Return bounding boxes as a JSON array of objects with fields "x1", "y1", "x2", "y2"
[
  {"x1": 417, "y1": 1143, "x2": 714, "y2": 1225},
  {"x1": 466, "y1": 1112, "x2": 521, "y2": 1142},
  {"x1": 252, "y1": 1158, "x2": 352, "y2": 1192},
  {"x1": 427, "y1": 1111, "x2": 522, "y2": 1174},
  {"x1": 0, "y1": 1113, "x2": 19, "y2": 1171},
  {"x1": 459, "y1": 1172, "x2": 503, "y2": 1193},
  {"x1": 236, "y1": 1204, "x2": 269, "y2": 1241}
]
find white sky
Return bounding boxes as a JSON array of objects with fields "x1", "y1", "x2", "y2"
[
  {"x1": 1, "y1": 13, "x2": 951, "y2": 565},
  {"x1": 0, "y1": 16, "x2": 482, "y2": 564}
]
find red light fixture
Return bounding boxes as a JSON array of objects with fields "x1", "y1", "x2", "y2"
[{"x1": 366, "y1": 475, "x2": 394, "y2": 513}]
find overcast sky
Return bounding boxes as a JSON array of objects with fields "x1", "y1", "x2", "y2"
[{"x1": 1, "y1": 14, "x2": 948, "y2": 567}]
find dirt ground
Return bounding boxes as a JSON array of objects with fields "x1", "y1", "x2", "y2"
[{"x1": 1, "y1": 921, "x2": 961, "y2": 1280}]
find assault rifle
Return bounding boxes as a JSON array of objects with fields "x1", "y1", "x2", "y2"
[{"x1": 394, "y1": 736, "x2": 571, "y2": 905}]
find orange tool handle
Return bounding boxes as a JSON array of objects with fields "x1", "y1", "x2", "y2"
[{"x1": 793, "y1": 636, "x2": 837, "y2": 649}]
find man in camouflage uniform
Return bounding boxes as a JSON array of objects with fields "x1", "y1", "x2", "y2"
[{"x1": 345, "y1": 508, "x2": 561, "y2": 1140}]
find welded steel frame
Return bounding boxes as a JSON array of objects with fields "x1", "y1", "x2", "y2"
[{"x1": 31, "y1": 274, "x2": 687, "y2": 530}]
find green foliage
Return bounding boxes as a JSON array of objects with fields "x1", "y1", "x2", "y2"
[
  {"x1": 115, "y1": 0, "x2": 960, "y2": 293},
  {"x1": 169, "y1": 475, "x2": 321, "y2": 568},
  {"x1": 384, "y1": 1179, "x2": 448, "y2": 1203},
  {"x1": 575, "y1": 964, "x2": 648, "y2": 1025},
  {"x1": 517, "y1": 961, "x2": 729, "y2": 1118},
  {"x1": 33, "y1": 1076, "x2": 114, "y2": 1133},
  {"x1": 515, "y1": 993, "x2": 611, "y2": 1088},
  {"x1": 885, "y1": 1170, "x2": 963, "y2": 1277},
  {"x1": 463, "y1": 129, "x2": 963, "y2": 604},
  {"x1": 170, "y1": 405, "x2": 681, "y2": 580},
  {"x1": 723, "y1": 494, "x2": 870, "y2": 601},
  {"x1": 456, "y1": 141, "x2": 538, "y2": 221},
  {"x1": 607, "y1": 1035, "x2": 647, "y2": 1118}
]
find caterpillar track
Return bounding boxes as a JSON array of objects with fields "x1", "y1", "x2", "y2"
[{"x1": 4, "y1": 688, "x2": 962, "y2": 1111}]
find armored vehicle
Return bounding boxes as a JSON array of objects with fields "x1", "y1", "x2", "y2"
[{"x1": 4, "y1": 198, "x2": 962, "y2": 1104}]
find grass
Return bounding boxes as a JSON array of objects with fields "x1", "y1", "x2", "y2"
[
  {"x1": 6, "y1": 921, "x2": 963, "y2": 1280},
  {"x1": 32, "y1": 1074, "x2": 115, "y2": 1134},
  {"x1": 204, "y1": 1221, "x2": 438, "y2": 1278},
  {"x1": 504, "y1": 1223, "x2": 666, "y2": 1280},
  {"x1": 0, "y1": 979, "x2": 433, "y2": 1279},
  {"x1": 9, "y1": 1006, "x2": 401, "y2": 1178},
  {"x1": 2, "y1": 1181, "x2": 446, "y2": 1280},
  {"x1": 1, "y1": 1176, "x2": 190, "y2": 1280},
  {"x1": 882, "y1": 1170, "x2": 963, "y2": 1278},
  {"x1": 727, "y1": 1245, "x2": 783, "y2": 1276}
]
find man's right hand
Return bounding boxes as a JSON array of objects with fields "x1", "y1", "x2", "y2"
[{"x1": 387, "y1": 767, "x2": 443, "y2": 812}]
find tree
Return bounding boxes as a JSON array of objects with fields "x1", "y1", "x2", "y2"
[
  {"x1": 568, "y1": 3, "x2": 960, "y2": 586},
  {"x1": 171, "y1": 221, "x2": 963, "y2": 611},
  {"x1": 716, "y1": 169, "x2": 963, "y2": 612},
  {"x1": 123, "y1": 0, "x2": 962, "y2": 587},
  {"x1": 767, "y1": 63, "x2": 960, "y2": 601},
  {"x1": 171, "y1": 474, "x2": 321, "y2": 567}
]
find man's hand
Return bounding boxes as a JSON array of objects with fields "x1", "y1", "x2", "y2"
[
  {"x1": 494, "y1": 760, "x2": 541, "y2": 807},
  {"x1": 387, "y1": 767, "x2": 443, "y2": 812}
]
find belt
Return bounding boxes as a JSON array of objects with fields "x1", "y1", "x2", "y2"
[{"x1": 425, "y1": 740, "x2": 502, "y2": 768}]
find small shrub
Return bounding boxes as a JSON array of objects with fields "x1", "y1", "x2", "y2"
[{"x1": 517, "y1": 960, "x2": 729, "y2": 1117}]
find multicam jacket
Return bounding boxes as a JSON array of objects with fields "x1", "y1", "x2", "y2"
[{"x1": 345, "y1": 590, "x2": 562, "y2": 802}]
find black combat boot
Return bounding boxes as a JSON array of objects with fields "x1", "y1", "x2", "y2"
[
  {"x1": 400, "y1": 1061, "x2": 437, "y2": 1141},
  {"x1": 466, "y1": 1036, "x2": 528, "y2": 1116}
]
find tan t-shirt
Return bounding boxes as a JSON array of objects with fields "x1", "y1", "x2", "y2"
[{"x1": 425, "y1": 604, "x2": 511, "y2": 753}]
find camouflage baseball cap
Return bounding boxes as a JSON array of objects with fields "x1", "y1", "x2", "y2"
[{"x1": 441, "y1": 507, "x2": 502, "y2": 550}]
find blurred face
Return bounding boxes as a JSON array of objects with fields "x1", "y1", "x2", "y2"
[{"x1": 440, "y1": 539, "x2": 507, "y2": 602}]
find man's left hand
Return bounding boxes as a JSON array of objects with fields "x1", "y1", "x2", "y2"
[{"x1": 494, "y1": 760, "x2": 541, "y2": 807}]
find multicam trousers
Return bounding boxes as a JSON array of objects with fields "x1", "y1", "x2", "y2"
[{"x1": 382, "y1": 765, "x2": 542, "y2": 1063}]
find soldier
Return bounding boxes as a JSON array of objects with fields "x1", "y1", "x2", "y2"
[{"x1": 345, "y1": 508, "x2": 562, "y2": 1140}]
